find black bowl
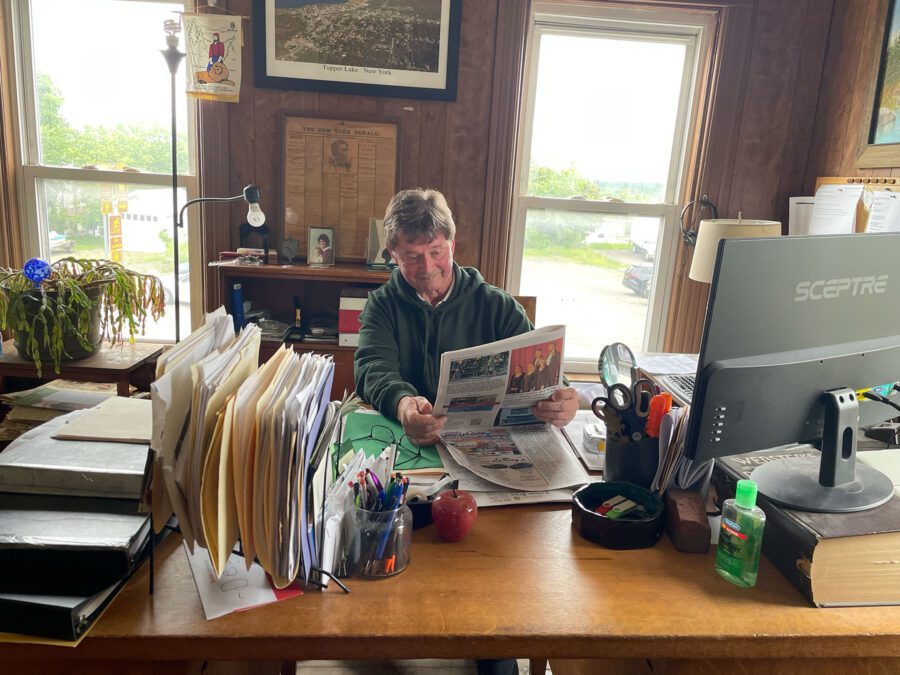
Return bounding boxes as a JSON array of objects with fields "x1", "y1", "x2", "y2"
[{"x1": 572, "y1": 482, "x2": 664, "y2": 549}]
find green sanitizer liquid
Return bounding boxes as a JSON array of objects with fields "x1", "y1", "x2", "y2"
[{"x1": 715, "y1": 479, "x2": 766, "y2": 588}]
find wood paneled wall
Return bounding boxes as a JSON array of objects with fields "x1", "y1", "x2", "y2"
[
  {"x1": 804, "y1": 0, "x2": 893, "y2": 184},
  {"x1": 201, "y1": 0, "x2": 500, "y2": 302},
  {"x1": 664, "y1": 0, "x2": 835, "y2": 352},
  {"x1": 198, "y1": 0, "x2": 887, "y2": 352}
]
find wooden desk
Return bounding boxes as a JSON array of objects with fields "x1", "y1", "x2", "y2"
[
  {"x1": 1, "y1": 506, "x2": 899, "y2": 674},
  {"x1": 0, "y1": 340, "x2": 162, "y2": 396}
]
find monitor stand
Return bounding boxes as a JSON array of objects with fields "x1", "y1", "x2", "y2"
[{"x1": 751, "y1": 388, "x2": 894, "y2": 513}]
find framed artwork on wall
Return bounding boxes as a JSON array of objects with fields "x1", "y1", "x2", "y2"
[
  {"x1": 859, "y1": 0, "x2": 900, "y2": 167},
  {"x1": 252, "y1": 0, "x2": 462, "y2": 101}
]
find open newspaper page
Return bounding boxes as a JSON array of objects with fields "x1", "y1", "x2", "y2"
[{"x1": 432, "y1": 325, "x2": 588, "y2": 491}]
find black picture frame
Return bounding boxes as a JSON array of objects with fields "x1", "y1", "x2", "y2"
[
  {"x1": 859, "y1": 0, "x2": 900, "y2": 166},
  {"x1": 252, "y1": 0, "x2": 462, "y2": 102}
]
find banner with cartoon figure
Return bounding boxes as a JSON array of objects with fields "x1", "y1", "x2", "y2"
[{"x1": 183, "y1": 13, "x2": 242, "y2": 103}]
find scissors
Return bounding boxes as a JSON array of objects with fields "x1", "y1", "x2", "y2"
[
  {"x1": 592, "y1": 378, "x2": 657, "y2": 442},
  {"x1": 591, "y1": 395, "x2": 627, "y2": 442}
]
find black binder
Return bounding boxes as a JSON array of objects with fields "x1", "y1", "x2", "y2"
[
  {"x1": 0, "y1": 576, "x2": 128, "y2": 641},
  {"x1": 0, "y1": 493, "x2": 151, "y2": 595}
]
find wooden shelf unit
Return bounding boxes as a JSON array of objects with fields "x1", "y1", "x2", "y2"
[{"x1": 217, "y1": 263, "x2": 390, "y2": 398}]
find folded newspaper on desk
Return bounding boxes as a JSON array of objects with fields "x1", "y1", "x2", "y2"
[{"x1": 432, "y1": 325, "x2": 589, "y2": 498}]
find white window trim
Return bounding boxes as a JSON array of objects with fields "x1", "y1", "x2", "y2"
[
  {"x1": 509, "y1": 2, "x2": 715, "y2": 373},
  {"x1": 6, "y1": 0, "x2": 202, "y2": 336}
]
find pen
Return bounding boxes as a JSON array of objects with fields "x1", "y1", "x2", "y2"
[{"x1": 375, "y1": 489, "x2": 403, "y2": 560}]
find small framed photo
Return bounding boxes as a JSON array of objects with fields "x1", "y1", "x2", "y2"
[
  {"x1": 366, "y1": 218, "x2": 394, "y2": 269},
  {"x1": 308, "y1": 226, "x2": 335, "y2": 267}
]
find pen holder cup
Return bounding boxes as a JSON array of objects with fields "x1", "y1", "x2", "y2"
[
  {"x1": 572, "y1": 482, "x2": 664, "y2": 550},
  {"x1": 344, "y1": 504, "x2": 413, "y2": 578},
  {"x1": 603, "y1": 436, "x2": 659, "y2": 489}
]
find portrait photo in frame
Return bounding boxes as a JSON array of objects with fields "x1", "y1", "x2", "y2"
[
  {"x1": 252, "y1": 0, "x2": 462, "y2": 101},
  {"x1": 308, "y1": 226, "x2": 335, "y2": 267},
  {"x1": 859, "y1": 0, "x2": 900, "y2": 167}
]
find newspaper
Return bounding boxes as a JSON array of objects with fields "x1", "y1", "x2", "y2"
[{"x1": 433, "y1": 325, "x2": 589, "y2": 492}]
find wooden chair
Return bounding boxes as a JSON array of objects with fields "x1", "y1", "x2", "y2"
[{"x1": 513, "y1": 295, "x2": 537, "y2": 324}]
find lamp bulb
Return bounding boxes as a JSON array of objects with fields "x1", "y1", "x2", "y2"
[{"x1": 247, "y1": 203, "x2": 266, "y2": 227}]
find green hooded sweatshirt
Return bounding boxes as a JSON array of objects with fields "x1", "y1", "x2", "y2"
[{"x1": 354, "y1": 263, "x2": 532, "y2": 419}]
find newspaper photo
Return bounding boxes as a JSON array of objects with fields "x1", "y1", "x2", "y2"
[{"x1": 432, "y1": 325, "x2": 588, "y2": 492}]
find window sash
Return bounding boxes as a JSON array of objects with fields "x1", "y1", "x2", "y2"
[
  {"x1": 7, "y1": 0, "x2": 201, "y2": 336},
  {"x1": 509, "y1": 4, "x2": 712, "y2": 366}
]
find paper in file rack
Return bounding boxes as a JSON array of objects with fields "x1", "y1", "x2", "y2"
[{"x1": 0, "y1": 409, "x2": 150, "y2": 499}]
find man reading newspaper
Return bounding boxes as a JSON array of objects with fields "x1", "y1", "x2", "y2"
[{"x1": 354, "y1": 188, "x2": 578, "y2": 445}]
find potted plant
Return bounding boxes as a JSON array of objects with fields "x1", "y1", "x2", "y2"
[{"x1": 0, "y1": 257, "x2": 165, "y2": 376}]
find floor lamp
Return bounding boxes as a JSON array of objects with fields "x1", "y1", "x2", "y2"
[
  {"x1": 161, "y1": 20, "x2": 186, "y2": 342},
  {"x1": 160, "y1": 21, "x2": 266, "y2": 341}
]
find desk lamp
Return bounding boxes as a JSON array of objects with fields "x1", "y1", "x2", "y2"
[
  {"x1": 688, "y1": 216, "x2": 782, "y2": 283},
  {"x1": 173, "y1": 185, "x2": 266, "y2": 341}
]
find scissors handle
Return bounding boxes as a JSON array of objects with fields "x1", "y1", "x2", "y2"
[{"x1": 632, "y1": 379, "x2": 657, "y2": 418}]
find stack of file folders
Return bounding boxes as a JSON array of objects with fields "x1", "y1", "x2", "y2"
[
  {"x1": 150, "y1": 307, "x2": 356, "y2": 591},
  {"x1": 0, "y1": 404, "x2": 154, "y2": 641}
]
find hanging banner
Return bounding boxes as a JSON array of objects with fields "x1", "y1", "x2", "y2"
[{"x1": 182, "y1": 13, "x2": 242, "y2": 103}]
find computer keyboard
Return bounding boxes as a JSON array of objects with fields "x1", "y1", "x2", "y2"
[{"x1": 657, "y1": 373, "x2": 695, "y2": 404}]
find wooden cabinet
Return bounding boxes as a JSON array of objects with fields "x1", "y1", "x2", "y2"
[{"x1": 216, "y1": 263, "x2": 390, "y2": 399}]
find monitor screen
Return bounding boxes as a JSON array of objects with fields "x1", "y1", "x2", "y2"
[{"x1": 684, "y1": 232, "x2": 900, "y2": 512}]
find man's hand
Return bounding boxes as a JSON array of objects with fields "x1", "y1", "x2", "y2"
[
  {"x1": 396, "y1": 395, "x2": 446, "y2": 445},
  {"x1": 533, "y1": 386, "x2": 578, "y2": 427}
]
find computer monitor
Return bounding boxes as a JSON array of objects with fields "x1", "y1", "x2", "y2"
[{"x1": 684, "y1": 232, "x2": 900, "y2": 513}]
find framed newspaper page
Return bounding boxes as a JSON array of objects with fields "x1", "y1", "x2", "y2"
[{"x1": 282, "y1": 115, "x2": 398, "y2": 261}]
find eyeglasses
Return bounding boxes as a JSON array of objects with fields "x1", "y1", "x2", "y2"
[{"x1": 336, "y1": 424, "x2": 428, "y2": 470}]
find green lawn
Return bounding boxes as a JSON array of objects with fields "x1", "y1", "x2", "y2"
[{"x1": 523, "y1": 242, "x2": 630, "y2": 271}]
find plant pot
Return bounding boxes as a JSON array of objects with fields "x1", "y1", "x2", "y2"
[{"x1": 12, "y1": 286, "x2": 104, "y2": 364}]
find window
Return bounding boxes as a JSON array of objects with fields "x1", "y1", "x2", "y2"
[
  {"x1": 509, "y1": 3, "x2": 712, "y2": 372},
  {"x1": 8, "y1": 0, "x2": 197, "y2": 341}
]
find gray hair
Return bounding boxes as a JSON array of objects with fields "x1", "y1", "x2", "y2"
[{"x1": 383, "y1": 188, "x2": 456, "y2": 249}]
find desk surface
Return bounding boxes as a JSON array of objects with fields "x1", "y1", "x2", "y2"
[{"x1": 3, "y1": 505, "x2": 900, "y2": 663}]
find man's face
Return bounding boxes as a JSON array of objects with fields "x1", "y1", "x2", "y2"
[
  {"x1": 334, "y1": 141, "x2": 349, "y2": 162},
  {"x1": 390, "y1": 234, "x2": 455, "y2": 301}
]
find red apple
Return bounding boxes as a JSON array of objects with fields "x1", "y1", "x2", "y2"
[{"x1": 431, "y1": 488, "x2": 478, "y2": 542}]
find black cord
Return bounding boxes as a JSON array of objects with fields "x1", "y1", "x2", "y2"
[
  {"x1": 679, "y1": 195, "x2": 719, "y2": 248},
  {"x1": 862, "y1": 390, "x2": 900, "y2": 414}
]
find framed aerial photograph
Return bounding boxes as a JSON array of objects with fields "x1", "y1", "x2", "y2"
[
  {"x1": 252, "y1": 0, "x2": 462, "y2": 101},
  {"x1": 859, "y1": 0, "x2": 900, "y2": 167}
]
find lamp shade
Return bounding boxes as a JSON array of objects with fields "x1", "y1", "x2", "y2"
[{"x1": 688, "y1": 219, "x2": 782, "y2": 283}]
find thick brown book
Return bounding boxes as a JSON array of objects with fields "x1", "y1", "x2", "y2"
[{"x1": 712, "y1": 446, "x2": 900, "y2": 607}]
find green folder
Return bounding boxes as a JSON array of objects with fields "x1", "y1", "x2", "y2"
[{"x1": 340, "y1": 411, "x2": 443, "y2": 472}]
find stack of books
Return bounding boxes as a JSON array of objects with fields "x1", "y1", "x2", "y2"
[
  {"x1": 0, "y1": 379, "x2": 125, "y2": 442},
  {"x1": 712, "y1": 446, "x2": 900, "y2": 607},
  {"x1": 0, "y1": 406, "x2": 153, "y2": 641},
  {"x1": 303, "y1": 316, "x2": 339, "y2": 344}
]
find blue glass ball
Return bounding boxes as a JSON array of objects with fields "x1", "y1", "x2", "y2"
[{"x1": 23, "y1": 258, "x2": 52, "y2": 287}]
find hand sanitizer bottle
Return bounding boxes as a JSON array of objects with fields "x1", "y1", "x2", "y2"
[{"x1": 715, "y1": 479, "x2": 766, "y2": 587}]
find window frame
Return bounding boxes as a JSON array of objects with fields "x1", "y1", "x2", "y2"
[
  {"x1": 508, "y1": 2, "x2": 714, "y2": 372},
  {"x1": 6, "y1": 0, "x2": 201, "y2": 339}
]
